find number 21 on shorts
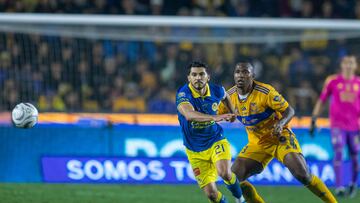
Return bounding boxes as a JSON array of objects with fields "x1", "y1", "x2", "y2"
[{"x1": 215, "y1": 144, "x2": 225, "y2": 154}]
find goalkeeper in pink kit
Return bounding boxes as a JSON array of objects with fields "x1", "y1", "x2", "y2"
[{"x1": 311, "y1": 55, "x2": 360, "y2": 198}]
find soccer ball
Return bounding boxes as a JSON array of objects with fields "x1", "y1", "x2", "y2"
[{"x1": 11, "y1": 103, "x2": 38, "y2": 128}]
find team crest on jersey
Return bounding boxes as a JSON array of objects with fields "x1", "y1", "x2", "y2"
[
  {"x1": 177, "y1": 92, "x2": 186, "y2": 98},
  {"x1": 354, "y1": 84, "x2": 359, "y2": 91},
  {"x1": 273, "y1": 95, "x2": 280, "y2": 102},
  {"x1": 212, "y1": 102, "x2": 218, "y2": 111},
  {"x1": 250, "y1": 103, "x2": 258, "y2": 113},
  {"x1": 337, "y1": 83, "x2": 343, "y2": 90}
]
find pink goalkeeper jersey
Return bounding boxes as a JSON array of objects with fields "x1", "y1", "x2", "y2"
[{"x1": 319, "y1": 74, "x2": 360, "y2": 131}]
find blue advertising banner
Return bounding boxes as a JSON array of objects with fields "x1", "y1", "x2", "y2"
[
  {"x1": 41, "y1": 156, "x2": 359, "y2": 186},
  {"x1": 0, "y1": 123, "x2": 356, "y2": 183}
]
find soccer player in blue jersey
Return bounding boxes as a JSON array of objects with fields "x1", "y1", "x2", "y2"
[
  {"x1": 219, "y1": 62, "x2": 337, "y2": 203},
  {"x1": 176, "y1": 61, "x2": 244, "y2": 203}
]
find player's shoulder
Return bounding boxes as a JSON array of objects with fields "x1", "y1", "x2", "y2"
[
  {"x1": 226, "y1": 85, "x2": 237, "y2": 96},
  {"x1": 209, "y1": 83, "x2": 225, "y2": 98},
  {"x1": 324, "y1": 74, "x2": 338, "y2": 85},
  {"x1": 176, "y1": 84, "x2": 191, "y2": 96},
  {"x1": 208, "y1": 83, "x2": 224, "y2": 91},
  {"x1": 253, "y1": 81, "x2": 273, "y2": 95}
]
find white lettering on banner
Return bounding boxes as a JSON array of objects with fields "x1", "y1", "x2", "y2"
[
  {"x1": 65, "y1": 159, "x2": 335, "y2": 184},
  {"x1": 169, "y1": 161, "x2": 187, "y2": 180},
  {"x1": 302, "y1": 144, "x2": 329, "y2": 160},
  {"x1": 148, "y1": 161, "x2": 165, "y2": 180},
  {"x1": 104, "y1": 160, "x2": 127, "y2": 180},
  {"x1": 128, "y1": 160, "x2": 148, "y2": 180},
  {"x1": 272, "y1": 163, "x2": 293, "y2": 182},
  {"x1": 320, "y1": 164, "x2": 334, "y2": 182},
  {"x1": 249, "y1": 163, "x2": 335, "y2": 183},
  {"x1": 160, "y1": 140, "x2": 185, "y2": 157},
  {"x1": 169, "y1": 161, "x2": 195, "y2": 181},
  {"x1": 125, "y1": 139, "x2": 157, "y2": 157},
  {"x1": 67, "y1": 160, "x2": 166, "y2": 181},
  {"x1": 67, "y1": 160, "x2": 84, "y2": 180},
  {"x1": 84, "y1": 160, "x2": 104, "y2": 180},
  {"x1": 310, "y1": 164, "x2": 319, "y2": 177}
]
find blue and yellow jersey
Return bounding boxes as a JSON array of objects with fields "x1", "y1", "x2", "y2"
[
  {"x1": 176, "y1": 83, "x2": 226, "y2": 152},
  {"x1": 218, "y1": 81, "x2": 289, "y2": 144}
]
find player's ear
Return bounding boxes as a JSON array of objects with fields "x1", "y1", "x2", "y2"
[{"x1": 187, "y1": 75, "x2": 191, "y2": 83}]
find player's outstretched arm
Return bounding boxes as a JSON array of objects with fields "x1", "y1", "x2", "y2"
[
  {"x1": 221, "y1": 93, "x2": 237, "y2": 122},
  {"x1": 178, "y1": 102, "x2": 234, "y2": 122}
]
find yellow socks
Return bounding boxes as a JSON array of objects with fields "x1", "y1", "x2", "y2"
[
  {"x1": 306, "y1": 175, "x2": 337, "y2": 203},
  {"x1": 212, "y1": 191, "x2": 227, "y2": 203},
  {"x1": 224, "y1": 173, "x2": 237, "y2": 185},
  {"x1": 240, "y1": 181, "x2": 265, "y2": 203}
]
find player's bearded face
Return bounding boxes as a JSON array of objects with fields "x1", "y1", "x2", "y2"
[
  {"x1": 234, "y1": 64, "x2": 253, "y2": 89},
  {"x1": 188, "y1": 67, "x2": 209, "y2": 90}
]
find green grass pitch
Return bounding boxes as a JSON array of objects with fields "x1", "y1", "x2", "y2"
[{"x1": 0, "y1": 183, "x2": 359, "y2": 203}]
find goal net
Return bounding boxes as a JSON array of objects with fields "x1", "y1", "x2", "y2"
[{"x1": 1, "y1": 14, "x2": 360, "y2": 116}]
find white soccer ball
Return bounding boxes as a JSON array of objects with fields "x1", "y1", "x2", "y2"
[{"x1": 11, "y1": 103, "x2": 38, "y2": 128}]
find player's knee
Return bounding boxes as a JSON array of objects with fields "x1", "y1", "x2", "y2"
[
  {"x1": 205, "y1": 190, "x2": 218, "y2": 201},
  {"x1": 218, "y1": 170, "x2": 232, "y2": 181}
]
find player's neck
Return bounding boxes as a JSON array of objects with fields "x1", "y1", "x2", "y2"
[
  {"x1": 342, "y1": 72, "x2": 354, "y2": 80},
  {"x1": 191, "y1": 84, "x2": 207, "y2": 96},
  {"x1": 237, "y1": 81, "x2": 253, "y2": 95}
]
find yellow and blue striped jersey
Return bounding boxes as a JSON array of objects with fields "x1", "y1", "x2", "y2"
[{"x1": 218, "y1": 81, "x2": 289, "y2": 144}]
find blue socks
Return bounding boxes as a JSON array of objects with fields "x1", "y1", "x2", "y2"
[{"x1": 224, "y1": 173, "x2": 242, "y2": 199}]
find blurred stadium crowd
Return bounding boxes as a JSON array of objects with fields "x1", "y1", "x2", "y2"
[
  {"x1": 2, "y1": 0, "x2": 360, "y2": 18},
  {"x1": 0, "y1": 0, "x2": 360, "y2": 115}
]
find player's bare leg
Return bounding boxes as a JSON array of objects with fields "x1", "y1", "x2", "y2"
[
  {"x1": 232, "y1": 157, "x2": 265, "y2": 203},
  {"x1": 202, "y1": 182, "x2": 228, "y2": 203},
  {"x1": 216, "y1": 159, "x2": 244, "y2": 202},
  {"x1": 283, "y1": 152, "x2": 337, "y2": 203}
]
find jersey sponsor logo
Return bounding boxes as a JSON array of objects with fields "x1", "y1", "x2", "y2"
[
  {"x1": 191, "y1": 121, "x2": 215, "y2": 129},
  {"x1": 212, "y1": 102, "x2": 218, "y2": 111}
]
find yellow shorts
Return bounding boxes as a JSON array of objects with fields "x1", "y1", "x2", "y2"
[
  {"x1": 186, "y1": 139, "x2": 231, "y2": 188},
  {"x1": 238, "y1": 128, "x2": 302, "y2": 168}
]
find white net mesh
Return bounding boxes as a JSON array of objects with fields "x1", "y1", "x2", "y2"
[{"x1": 1, "y1": 14, "x2": 360, "y2": 115}]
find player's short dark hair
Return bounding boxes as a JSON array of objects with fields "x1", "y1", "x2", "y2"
[
  {"x1": 235, "y1": 61, "x2": 256, "y2": 77},
  {"x1": 235, "y1": 61, "x2": 253, "y2": 68},
  {"x1": 187, "y1": 61, "x2": 209, "y2": 74}
]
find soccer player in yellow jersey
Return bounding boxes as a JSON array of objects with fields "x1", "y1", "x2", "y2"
[{"x1": 218, "y1": 62, "x2": 337, "y2": 203}]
